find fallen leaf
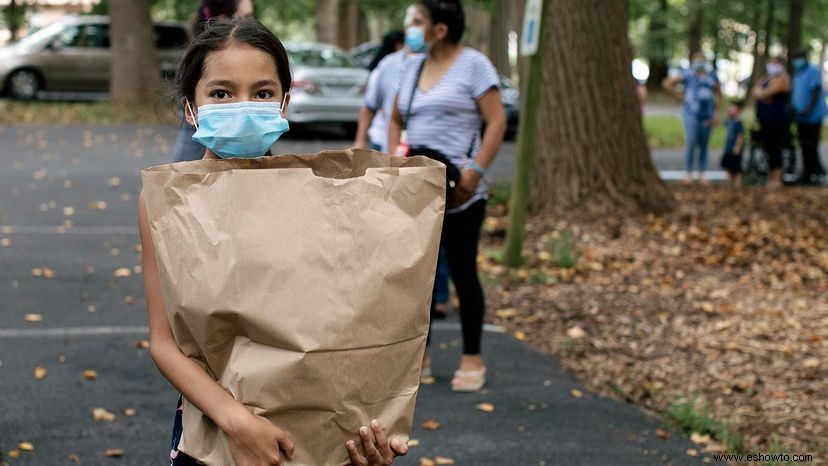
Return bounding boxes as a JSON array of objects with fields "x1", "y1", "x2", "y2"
[
  {"x1": 87, "y1": 305, "x2": 97, "y2": 313},
  {"x1": 124, "y1": 296, "x2": 135, "y2": 305},
  {"x1": 691, "y1": 432, "x2": 711, "y2": 445},
  {"x1": 495, "y1": 308, "x2": 519, "y2": 319},
  {"x1": 88, "y1": 201, "x2": 108, "y2": 210},
  {"x1": 83, "y1": 370, "x2": 98, "y2": 380},
  {"x1": 0, "y1": 238, "x2": 10, "y2": 247},
  {"x1": 407, "y1": 439, "x2": 420, "y2": 447},
  {"x1": 107, "y1": 177, "x2": 121, "y2": 187},
  {"x1": 435, "y1": 457, "x2": 455, "y2": 465},
  {"x1": 18, "y1": 442, "x2": 34, "y2": 452},
  {"x1": 113, "y1": 268, "x2": 132, "y2": 278},
  {"x1": 135, "y1": 340, "x2": 150, "y2": 349},
  {"x1": 655, "y1": 428, "x2": 670, "y2": 439},
  {"x1": 514, "y1": 330, "x2": 528, "y2": 341},
  {"x1": 34, "y1": 366, "x2": 47, "y2": 379},
  {"x1": 570, "y1": 389, "x2": 583, "y2": 398},
  {"x1": 31, "y1": 267, "x2": 43, "y2": 277},
  {"x1": 123, "y1": 408, "x2": 136, "y2": 416},
  {"x1": 63, "y1": 206, "x2": 75, "y2": 216},
  {"x1": 803, "y1": 358, "x2": 820, "y2": 368},
  {"x1": 420, "y1": 376, "x2": 436, "y2": 385},
  {"x1": 92, "y1": 407, "x2": 116, "y2": 422},
  {"x1": 419, "y1": 459, "x2": 436, "y2": 466},
  {"x1": 105, "y1": 449, "x2": 123, "y2": 457},
  {"x1": 42, "y1": 267, "x2": 55, "y2": 278},
  {"x1": 475, "y1": 402, "x2": 495, "y2": 412},
  {"x1": 566, "y1": 326, "x2": 587, "y2": 339},
  {"x1": 9, "y1": 449, "x2": 20, "y2": 458},
  {"x1": 24, "y1": 313, "x2": 43, "y2": 322},
  {"x1": 421, "y1": 419, "x2": 441, "y2": 430},
  {"x1": 68, "y1": 453, "x2": 80, "y2": 463},
  {"x1": 686, "y1": 448, "x2": 698, "y2": 457},
  {"x1": 58, "y1": 354, "x2": 67, "y2": 363}
]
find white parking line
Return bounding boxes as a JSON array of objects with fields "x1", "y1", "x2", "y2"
[
  {"x1": 0, "y1": 323, "x2": 506, "y2": 338},
  {"x1": 0, "y1": 225, "x2": 138, "y2": 235}
]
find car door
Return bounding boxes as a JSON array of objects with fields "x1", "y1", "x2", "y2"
[{"x1": 38, "y1": 23, "x2": 110, "y2": 91}]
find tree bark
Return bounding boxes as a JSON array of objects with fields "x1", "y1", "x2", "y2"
[
  {"x1": 464, "y1": 2, "x2": 491, "y2": 56},
  {"x1": 109, "y1": 0, "x2": 159, "y2": 107},
  {"x1": 687, "y1": 0, "x2": 704, "y2": 59},
  {"x1": 530, "y1": 0, "x2": 673, "y2": 214},
  {"x1": 337, "y1": 0, "x2": 360, "y2": 50},
  {"x1": 490, "y1": 0, "x2": 512, "y2": 76},
  {"x1": 315, "y1": 0, "x2": 339, "y2": 45},
  {"x1": 763, "y1": 0, "x2": 775, "y2": 60},
  {"x1": 746, "y1": 2, "x2": 765, "y2": 98},
  {"x1": 786, "y1": 0, "x2": 804, "y2": 68},
  {"x1": 646, "y1": 0, "x2": 669, "y2": 90}
]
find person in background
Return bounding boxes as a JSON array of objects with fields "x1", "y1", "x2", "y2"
[
  {"x1": 388, "y1": 0, "x2": 506, "y2": 393},
  {"x1": 719, "y1": 100, "x2": 745, "y2": 187},
  {"x1": 368, "y1": 30, "x2": 406, "y2": 72},
  {"x1": 172, "y1": 0, "x2": 255, "y2": 163},
  {"x1": 791, "y1": 48, "x2": 827, "y2": 185},
  {"x1": 662, "y1": 52, "x2": 722, "y2": 184},
  {"x1": 753, "y1": 55, "x2": 791, "y2": 189}
]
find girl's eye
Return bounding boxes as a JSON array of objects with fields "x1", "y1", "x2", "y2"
[
  {"x1": 256, "y1": 90, "x2": 274, "y2": 99},
  {"x1": 210, "y1": 90, "x2": 230, "y2": 99}
]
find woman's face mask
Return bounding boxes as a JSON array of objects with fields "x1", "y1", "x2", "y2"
[
  {"x1": 186, "y1": 97, "x2": 290, "y2": 159},
  {"x1": 405, "y1": 26, "x2": 428, "y2": 53},
  {"x1": 692, "y1": 60, "x2": 707, "y2": 72},
  {"x1": 766, "y1": 62, "x2": 784, "y2": 76},
  {"x1": 793, "y1": 57, "x2": 808, "y2": 71}
]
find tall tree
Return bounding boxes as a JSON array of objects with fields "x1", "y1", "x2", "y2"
[
  {"x1": 787, "y1": 0, "x2": 805, "y2": 67},
  {"x1": 687, "y1": 0, "x2": 704, "y2": 59},
  {"x1": 746, "y1": 1, "x2": 766, "y2": 97},
  {"x1": 530, "y1": 0, "x2": 673, "y2": 213},
  {"x1": 763, "y1": 0, "x2": 775, "y2": 60},
  {"x1": 109, "y1": 0, "x2": 159, "y2": 108},
  {"x1": 337, "y1": 0, "x2": 361, "y2": 50},
  {"x1": 489, "y1": 0, "x2": 512, "y2": 76},
  {"x1": 645, "y1": 0, "x2": 670, "y2": 90},
  {"x1": 315, "y1": 0, "x2": 339, "y2": 45}
]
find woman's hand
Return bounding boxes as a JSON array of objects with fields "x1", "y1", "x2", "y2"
[
  {"x1": 346, "y1": 420, "x2": 408, "y2": 466},
  {"x1": 226, "y1": 410, "x2": 294, "y2": 466},
  {"x1": 451, "y1": 168, "x2": 482, "y2": 207}
]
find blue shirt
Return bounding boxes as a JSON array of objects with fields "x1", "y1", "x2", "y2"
[
  {"x1": 681, "y1": 69, "x2": 718, "y2": 120},
  {"x1": 792, "y1": 65, "x2": 826, "y2": 124},
  {"x1": 364, "y1": 50, "x2": 414, "y2": 152},
  {"x1": 724, "y1": 118, "x2": 744, "y2": 155}
]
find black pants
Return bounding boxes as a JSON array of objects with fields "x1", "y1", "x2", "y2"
[
  {"x1": 428, "y1": 199, "x2": 487, "y2": 355},
  {"x1": 798, "y1": 122, "x2": 825, "y2": 180},
  {"x1": 759, "y1": 120, "x2": 787, "y2": 169}
]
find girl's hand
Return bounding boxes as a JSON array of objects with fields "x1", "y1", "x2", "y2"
[
  {"x1": 451, "y1": 168, "x2": 482, "y2": 207},
  {"x1": 226, "y1": 411, "x2": 294, "y2": 466},
  {"x1": 345, "y1": 420, "x2": 408, "y2": 466}
]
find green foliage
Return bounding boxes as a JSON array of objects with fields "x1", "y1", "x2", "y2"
[
  {"x1": 668, "y1": 397, "x2": 745, "y2": 454},
  {"x1": 546, "y1": 229, "x2": 579, "y2": 270}
]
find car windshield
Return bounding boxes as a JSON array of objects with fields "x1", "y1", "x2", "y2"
[
  {"x1": 288, "y1": 48, "x2": 353, "y2": 68},
  {"x1": 16, "y1": 22, "x2": 66, "y2": 49}
]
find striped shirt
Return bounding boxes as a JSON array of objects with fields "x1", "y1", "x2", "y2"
[{"x1": 395, "y1": 48, "x2": 500, "y2": 212}]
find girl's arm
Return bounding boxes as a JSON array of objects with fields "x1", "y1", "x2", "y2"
[
  {"x1": 453, "y1": 87, "x2": 506, "y2": 205},
  {"x1": 733, "y1": 132, "x2": 745, "y2": 155},
  {"x1": 387, "y1": 95, "x2": 403, "y2": 156},
  {"x1": 139, "y1": 194, "x2": 295, "y2": 464},
  {"x1": 662, "y1": 74, "x2": 684, "y2": 101}
]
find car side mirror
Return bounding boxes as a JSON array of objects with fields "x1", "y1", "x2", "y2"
[{"x1": 47, "y1": 39, "x2": 64, "y2": 51}]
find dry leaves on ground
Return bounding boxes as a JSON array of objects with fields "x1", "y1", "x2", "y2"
[{"x1": 482, "y1": 187, "x2": 828, "y2": 457}]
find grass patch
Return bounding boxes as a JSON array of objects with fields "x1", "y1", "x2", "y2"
[
  {"x1": 546, "y1": 228, "x2": 580, "y2": 269},
  {"x1": 489, "y1": 183, "x2": 512, "y2": 208},
  {"x1": 668, "y1": 397, "x2": 745, "y2": 454},
  {"x1": 0, "y1": 99, "x2": 177, "y2": 125}
]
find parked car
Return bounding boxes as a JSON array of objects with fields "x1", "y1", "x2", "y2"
[
  {"x1": 347, "y1": 41, "x2": 520, "y2": 140},
  {"x1": 285, "y1": 42, "x2": 369, "y2": 132},
  {"x1": 0, "y1": 15, "x2": 188, "y2": 100}
]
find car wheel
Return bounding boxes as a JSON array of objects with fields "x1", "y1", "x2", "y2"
[{"x1": 8, "y1": 69, "x2": 41, "y2": 100}]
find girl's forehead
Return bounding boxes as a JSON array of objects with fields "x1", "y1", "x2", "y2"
[{"x1": 200, "y1": 43, "x2": 280, "y2": 85}]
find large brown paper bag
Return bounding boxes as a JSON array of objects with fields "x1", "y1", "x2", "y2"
[{"x1": 141, "y1": 149, "x2": 445, "y2": 465}]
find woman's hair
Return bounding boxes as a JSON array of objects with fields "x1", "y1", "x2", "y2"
[
  {"x1": 418, "y1": 0, "x2": 465, "y2": 44},
  {"x1": 368, "y1": 30, "x2": 405, "y2": 71},
  {"x1": 176, "y1": 17, "x2": 292, "y2": 103},
  {"x1": 193, "y1": 0, "x2": 240, "y2": 36}
]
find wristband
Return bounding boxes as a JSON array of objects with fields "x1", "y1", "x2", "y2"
[{"x1": 469, "y1": 162, "x2": 487, "y2": 176}]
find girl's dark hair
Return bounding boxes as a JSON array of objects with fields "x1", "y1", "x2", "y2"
[
  {"x1": 193, "y1": 0, "x2": 240, "y2": 36},
  {"x1": 176, "y1": 17, "x2": 292, "y2": 103},
  {"x1": 368, "y1": 30, "x2": 405, "y2": 71},
  {"x1": 418, "y1": 0, "x2": 465, "y2": 44}
]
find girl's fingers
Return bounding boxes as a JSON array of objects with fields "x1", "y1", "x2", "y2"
[
  {"x1": 389, "y1": 437, "x2": 409, "y2": 457},
  {"x1": 370, "y1": 419, "x2": 391, "y2": 456},
  {"x1": 346, "y1": 440, "x2": 368, "y2": 466},
  {"x1": 360, "y1": 426, "x2": 382, "y2": 463}
]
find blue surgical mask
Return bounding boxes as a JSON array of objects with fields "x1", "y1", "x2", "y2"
[
  {"x1": 766, "y1": 63, "x2": 784, "y2": 76},
  {"x1": 405, "y1": 26, "x2": 427, "y2": 53},
  {"x1": 187, "y1": 99, "x2": 289, "y2": 159},
  {"x1": 793, "y1": 57, "x2": 808, "y2": 71},
  {"x1": 692, "y1": 60, "x2": 706, "y2": 72}
]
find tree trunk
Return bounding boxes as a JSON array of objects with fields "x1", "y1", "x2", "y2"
[
  {"x1": 489, "y1": 0, "x2": 512, "y2": 76},
  {"x1": 786, "y1": 0, "x2": 804, "y2": 69},
  {"x1": 109, "y1": 0, "x2": 159, "y2": 107},
  {"x1": 337, "y1": 0, "x2": 360, "y2": 50},
  {"x1": 687, "y1": 0, "x2": 704, "y2": 59},
  {"x1": 646, "y1": 0, "x2": 669, "y2": 90},
  {"x1": 763, "y1": 0, "x2": 775, "y2": 60},
  {"x1": 746, "y1": 2, "x2": 765, "y2": 98},
  {"x1": 315, "y1": 0, "x2": 339, "y2": 45},
  {"x1": 530, "y1": 0, "x2": 673, "y2": 214}
]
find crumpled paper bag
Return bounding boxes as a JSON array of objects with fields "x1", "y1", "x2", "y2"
[{"x1": 141, "y1": 149, "x2": 445, "y2": 465}]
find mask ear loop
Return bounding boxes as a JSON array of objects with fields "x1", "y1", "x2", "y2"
[
  {"x1": 184, "y1": 99, "x2": 198, "y2": 130},
  {"x1": 279, "y1": 94, "x2": 289, "y2": 118}
]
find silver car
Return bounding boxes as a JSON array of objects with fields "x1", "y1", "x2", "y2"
[
  {"x1": 0, "y1": 15, "x2": 187, "y2": 100},
  {"x1": 285, "y1": 42, "x2": 369, "y2": 131}
]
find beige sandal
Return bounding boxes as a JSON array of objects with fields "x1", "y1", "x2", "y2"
[{"x1": 451, "y1": 367, "x2": 486, "y2": 392}]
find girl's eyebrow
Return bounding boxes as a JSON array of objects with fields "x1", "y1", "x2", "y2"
[
  {"x1": 205, "y1": 80, "x2": 236, "y2": 88},
  {"x1": 252, "y1": 79, "x2": 279, "y2": 88}
]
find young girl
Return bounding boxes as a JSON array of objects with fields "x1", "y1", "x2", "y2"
[{"x1": 139, "y1": 18, "x2": 408, "y2": 466}]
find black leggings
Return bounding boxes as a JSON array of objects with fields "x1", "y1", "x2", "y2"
[
  {"x1": 759, "y1": 120, "x2": 788, "y2": 169},
  {"x1": 428, "y1": 199, "x2": 487, "y2": 355}
]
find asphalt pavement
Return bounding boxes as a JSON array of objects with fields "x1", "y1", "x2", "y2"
[{"x1": 0, "y1": 124, "x2": 724, "y2": 465}]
